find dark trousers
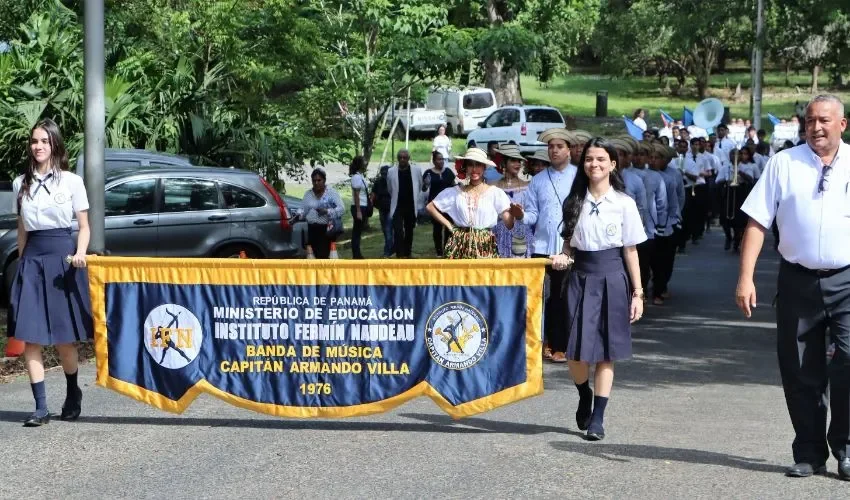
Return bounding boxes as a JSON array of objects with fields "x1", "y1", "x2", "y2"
[
  {"x1": 350, "y1": 206, "x2": 366, "y2": 259},
  {"x1": 533, "y1": 254, "x2": 569, "y2": 353},
  {"x1": 393, "y1": 208, "x2": 416, "y2": 257},
  {"x1": 650, "y1": 234, "x2": 676, "y2": 298},
  {"x1": 379, "y1": 209, "x2": 393, "y2": 257},
  {"x1": 776, "y1": 260, "x2": 850, "y2": 464},
  {"x1": 307, "y1": 223, "x2": 333, "y2": 259},
  {"x1": 678, "y1": 192, "x2": 693, "y2": 251},
  {"x1": 637, "y1": 239, "x2": 655, "y2": 291},
  {"x1": 688, "y1": 184, "x2": 709, "y2": 241},
  {"x1": 432, "y1": 216, "x2": 452, "y2": 257}
]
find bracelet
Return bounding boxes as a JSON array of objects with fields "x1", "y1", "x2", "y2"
[{"x1": 632, "y1": 290, "x2": 645, "y2": 299}]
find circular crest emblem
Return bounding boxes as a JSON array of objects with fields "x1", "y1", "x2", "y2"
[
  {"x1": 605, "y1": 223, "x2": 618, "y2": 236},
  {"x1": 143, "y1": 304, "x2": 204, "y2": 369},
  {"x1": 425, "y1": 302, "x2": 488, "y2": 370},
  {"x1": 53, "y1": 192, "x2": 68, "y2": 205}
]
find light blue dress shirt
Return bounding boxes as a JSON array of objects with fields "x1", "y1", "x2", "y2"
[
  {"x1": 632, "y1": 167, "x2": 668, "y2": 240},
  {"x1": 621, "y1": 168, "x2": 648, "y2": 240},
  {"x1": 657, "y1": 166, "x2": 685, "y2": 235},
  {"x1": 522, "y1": 164, "x2": 578, "y2": 255}
]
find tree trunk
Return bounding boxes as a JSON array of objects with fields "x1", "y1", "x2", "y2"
[
  {"x1": 539, "y1": 53, "x2": 552, "y2": 85},
  {"x1": 717, "y1": 50, "x2": 727, "y2": 73},
  {"x1": 811, "y1": 64, "x2": 819, "y2": 93},
  {"x1": 784, "y1": 59, "x2": 791, "y2": 87},
  {"x1": 484, "y1": 0, "x2": 522, "y2": 106}
]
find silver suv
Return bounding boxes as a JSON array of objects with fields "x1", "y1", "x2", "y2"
[{"x1": 0, "y1": 159, "x2": 303, "y2": 294}]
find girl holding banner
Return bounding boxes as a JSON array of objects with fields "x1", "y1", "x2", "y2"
[
  {"x1": 7, "y1": 118, "x2": 93, "y2": 427},
  {"x1": 426, "y1": 148, "x2": 515, "y2": 259},
  {"x1": 551, "y1": 138, "x2": 646, "y2": 441}
]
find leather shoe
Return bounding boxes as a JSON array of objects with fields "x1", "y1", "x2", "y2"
[
  {"x1": 838, "y1": 458, "x2": 850, "y2": 481},
  {"x1": 23, "y1": 412, "x2": 50, "y2": 427},
  {"x1": 785, "y1": 462, "x2": 826, "y2": 478},
  {"x1": 576, "y1": 397, "x2": 592, "y2": 431},
  {"x1": 60, "y1": 388, "x2": 82, "y2": 421},
  {"x1": 585, "y1": 422, "x2": 605, "y2": 441}
]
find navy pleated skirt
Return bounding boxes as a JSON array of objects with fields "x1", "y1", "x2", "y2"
[
  {"x1": 7, "y1": 228, "x2": 93, "y2": 345},
  {"x1": 565, "y1": 247, "x2": 632, "y2": 363}
]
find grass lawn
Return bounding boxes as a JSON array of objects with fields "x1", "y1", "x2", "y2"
[
  {"x1": 372, "y1": 137, "x2": 468, "y2": 164},
  {"x1": 522, "y1": 72, "x2": 850, "y2": 133}
]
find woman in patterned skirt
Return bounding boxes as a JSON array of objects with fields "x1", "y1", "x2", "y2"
[
  {"x1": 492, "y1": 144, "x2": 532, "y2": 258},
  {"x1": 426, "y1": 148, "x2": 515, "y2": 259}
]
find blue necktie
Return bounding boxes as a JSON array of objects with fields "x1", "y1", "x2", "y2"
[
  {"x1": 32, "y1": 173, "x2": 53, "y2": 197},
  {"x1": 589, "y1": 201, "x2": 602, "y2": 216}
]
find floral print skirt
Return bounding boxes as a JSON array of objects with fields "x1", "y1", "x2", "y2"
[{"x1": 444, "y1": 227, "x2": 499, "y2": 259}]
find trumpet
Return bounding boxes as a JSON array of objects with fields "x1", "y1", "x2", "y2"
[{"x1": 725, "y1": 149, "x2": 739, "y2": 221}]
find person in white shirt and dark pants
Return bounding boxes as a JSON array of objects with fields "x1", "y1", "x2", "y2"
[
  {"x1": 551, "y1": 138, "x2": 646, "y2": 441},
  {"x1": 737, "y1": 95, "x2": 850, "y2": 481},
  {"x1": 7, "y1": 118, "x2": 92, "y2": 427}
]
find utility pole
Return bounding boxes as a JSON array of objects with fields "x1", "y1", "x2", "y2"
[
  {"x1": 84, "y1": 0, "x2": 106, "y2": 254},
  {"x1": 752, "y1": 0, "x2": 765, "y2": 130}
]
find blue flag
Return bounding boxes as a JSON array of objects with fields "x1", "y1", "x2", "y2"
[
  {"x1": 683, "y1": 107, "x2": 694, "y2": 127},
  {"x1": 659, "y1": 109, "x2": 675, "y2": 124},
  {"x1": 767, "y1": 113, "x2": 780, "y2": 126},
  {"x1": 623, "y1": 116, "x2": 644, "y2": 140}
]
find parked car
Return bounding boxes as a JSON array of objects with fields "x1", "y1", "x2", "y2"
[
  {"x1": 384, "y1": 101, "x2": 446, "y2": 139},
  {"x1": 426, "y1": 87, "x2": 498, "y2": 136},
  {"x1": 0, "y1": 164, "x2": 304, "y2": 296},
  {"x1": 466, "y1": 105, "x2": 565, "y2": 154}
]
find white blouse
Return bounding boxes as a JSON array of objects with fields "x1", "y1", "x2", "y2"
[
  {"x1": 351, "y1": 173, "x2": 368, "y2": 206},
  {"x1": 432, "y1": 185, "x2": 511, "y2": 229},
  {"x1": 12, "y1": 170, "x2": 89, "y2": 232},
  {"x1": 570, "y1": 189, "x2": 647, "y2": 251}
]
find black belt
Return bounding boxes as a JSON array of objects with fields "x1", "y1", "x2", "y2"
[{"x1": 784, "y1": 259, "x2": 850, "y2": 278}]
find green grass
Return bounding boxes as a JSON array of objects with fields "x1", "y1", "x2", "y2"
[
  {"x1": 372, "y1": 137, "x2": 468, "y2": 164},
  {"x1": 522, "y1": 72, "x2": 850, "y2": 133}
]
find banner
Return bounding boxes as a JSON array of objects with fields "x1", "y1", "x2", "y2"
[{"x1": 88, "y1": 257, "x2": 545, "y2": 419}]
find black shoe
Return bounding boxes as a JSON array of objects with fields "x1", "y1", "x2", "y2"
[
  {"x1": 839, "y1": 458, "x2": 850, "y2": 481},
  {"x1": 785, "y1": 462, "x2": 826, "y2": 478},
  {"x1": 576, "y1": 396, "x2": 593, "y2": 431},
  {"x1": 60, "y1": 388, "x2": 82, "y2": 421},
  {"x1": 585, "y1": 421, "x2": 605, "y2": 441},
  {"x1": 23, "y1": 412, "x2": 50, "y2": 427}
]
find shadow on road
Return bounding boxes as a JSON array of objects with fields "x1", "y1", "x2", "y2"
[{"x1": 550, "y1": 440, "x2": 787, "y2": 474}]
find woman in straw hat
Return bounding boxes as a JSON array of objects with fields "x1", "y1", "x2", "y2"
[
  {"x1": 426, "y1": 147, "x2": 515, "y2": 259},
  {"x1": 525, "y1": 149, "x2": 550, "y2": 176},
  {"x1": 493, "y1": 144, "x2": 532, "y2": 258},
  {"x1": 550, "y1": 137, "x2": 646, "y2": 441}
]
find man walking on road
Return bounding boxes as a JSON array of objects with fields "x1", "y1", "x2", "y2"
[
  {"x1": 737, "y1": 94, "x2": 850, "y2": 481},
  {"x1": 388, "y1": 150, "x2": 423, "y2": 258}
]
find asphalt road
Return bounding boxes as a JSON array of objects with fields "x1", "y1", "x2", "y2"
[{"x1": 1, "y1": 228, "x2": 848, "y2": 498}]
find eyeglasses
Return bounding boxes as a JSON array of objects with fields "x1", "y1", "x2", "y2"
[{"x1": 818, "y1": 165, "x2": 832, "y2": 193}]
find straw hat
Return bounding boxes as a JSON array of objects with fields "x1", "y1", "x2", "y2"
[
  {"x1": 608, "y1": 138, "x2": 633, "y2": 155},
  {"x1": 497, "y1": 143, "x2": 526, "y2": 161},
  {"x1": 528, "y1": 149, "x2": 551, "y2": 164},
  {"x1": 455, "y1": 147, "x2": 497, "y2": 167},
  {"x1": 571, "y1": 129, "x2": 594, "y2": 143},
  {"x1": 538, "y1": 128, "x2": 577, "y2": 146},
  {"x1": 619, "y1": 136, "x2": 641, "y2": 152}
]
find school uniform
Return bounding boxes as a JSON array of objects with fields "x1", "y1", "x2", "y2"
[
  {"x1": 741, "y1": 141, "x2": 850, "y2": 472},
  {"x1": 652, "y1": 166, "x2": 684, "y2": 299},
  {"x1": 632, "y1": 166, "x2": 668, "y2": 291},
  {"x1": 7, "y1": 170, "x2": 92, "y2": 345},
  {"x1": 565, "y1": 189, "x2": 646, "y2": 362}
]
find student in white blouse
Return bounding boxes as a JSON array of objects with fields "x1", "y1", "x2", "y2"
[
  {"x1": 551, "y1": 138, "x2": 646, "y2": 441},
  {"x1": 426, "y1": 147, "x2": 514, "y2": 259},
  {"x1": 8, "y1": 118, "x2": 92, "y2": 427}
]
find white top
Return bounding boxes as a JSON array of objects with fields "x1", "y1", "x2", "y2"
[
  {"x1": 714, "y1": 136, "x2": 737, "y2": 167},
  {"x1": 670, "y1": 156, "x2": 697, "y2": 187},
  {"x1": 301, "y1": 187, "x2": 345, "y2": 225},
  {"x1": 570, "y1": 188, "x2": 647, "y2": 251},
  {"x1": 738, "y1": 162, "x2": 760, "y2": 182},
  {"x1": 432, "y1": 185, "x2": 511, "y2": 229},
  {"x1": 432, "y1": 135, "x2": 452, "y2": 160},
  {"x1": 633, "y1": 117, "x2": 647, "y2": 131},
  {"x1": 12, "y1": 170, "x2": 89, "y2": 232},
  {"x1": 741, "y1": 142, "x2": 850, "y2": 269},
  {"x1": 351, "y1": 173, "x2": 368, "y2": 206}
]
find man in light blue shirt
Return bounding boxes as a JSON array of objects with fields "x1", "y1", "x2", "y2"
[
  {"x1": 652, "y1": 143, "x2": 685, "y2": 305},
  {"x1": 513, "y1": 128, "x2": 577, "y2": 362},
  {"x1": 629, "y1": 141, "x2": 668, "y2": 292}
]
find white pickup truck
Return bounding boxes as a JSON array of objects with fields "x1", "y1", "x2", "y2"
[{"x1": 385, "y1": 102, "x2": 446, "y2": 139}]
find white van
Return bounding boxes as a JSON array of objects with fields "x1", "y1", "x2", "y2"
[{"x1": 426, "y1": 87, "x2": 498, "y2": 137}]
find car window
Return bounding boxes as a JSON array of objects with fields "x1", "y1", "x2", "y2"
[
  {"x1": 221, "y1": 183, "x2": 266, "y2": 209},
  {"x1": 105, "y1": 178, "x2": 157, "y2": 216},
  {"x1": 526, "y1": 109, "x2": 563, "y2": 123},
  {"x1": 161, "y1": 178, "x2": 220, "y2": 213},
  {"x1": 484, "y1": 110, "x2": 505, "y2": 128},
  {"x1": 463, "y1": 92, "x2": 494, "y2": 110},
  {"x1": 104, "y1": 160, "x2": 143, "y2": 169},
  {"x1": 505, "y1": 109, "x2": 521, "y2": 124}
]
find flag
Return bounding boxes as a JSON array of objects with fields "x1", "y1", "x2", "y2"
[
  {"x1": 659, "y1": 109, "x2": 675, "y2": 125},
  {"x1": 623, "y1": 116, "x2": 644, "y2": 140},
  {"x1": 683, "y1": 107, "x2": 694, "y2": 127},
  {"x1": 767, "y1": 113, "x2": 780, "y2": 126}
]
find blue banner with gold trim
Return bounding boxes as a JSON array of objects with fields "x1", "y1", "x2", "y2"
[{"x1": 88, "y1": 258, "x2": 545, "y2": 418}]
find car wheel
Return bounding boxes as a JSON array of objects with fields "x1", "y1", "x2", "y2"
[
  {"x1": 215, "y1": 244, "x2": 262, "y2": 259},
  {"x1": 4, "y1": 257, "x2": 18, "y2": 299}
]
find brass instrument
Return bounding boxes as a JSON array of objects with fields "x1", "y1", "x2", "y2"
[{"x1": 725, "y1": 149, "x2": 740, "y2": 221}]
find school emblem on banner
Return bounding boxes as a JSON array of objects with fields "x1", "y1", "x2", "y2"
[{"x1": 86, "y1": 258, "x2": 545, "y2": 419}]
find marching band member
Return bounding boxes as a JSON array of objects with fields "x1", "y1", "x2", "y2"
[
  {"x1": 631, "y1": 141, "x2": 668, "y2": 295},
  {"x1": 673, "y1": 139, "x2": 696, "y2": 253},
  {"x1": 683, "y1": 137, "x2": 712, "y2": 245},
  {"x1": 550, "y1": 137, "x2": 645, "y2": 441},
  {"x1": 426, "y1": 147, "x2": 514, "y2": 259},
  {"x1": 651, "y1": 143, "x2": 684, "y2": 305},
  {"x1": 513, "y1": 128, "x2": 578, "y2": 363},
  {"x1": 7, "y1": 118, "x2": 92, "y2": 426}
]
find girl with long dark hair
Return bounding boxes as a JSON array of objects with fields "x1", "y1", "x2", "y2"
[
  {"x1": 550, "y1": 138, "x2": 646, "y2": 441},
  {"x1": 8, "y1": 118, "x2": 93, "y2": 426}
]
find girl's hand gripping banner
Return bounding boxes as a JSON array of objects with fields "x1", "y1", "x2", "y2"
[{"x1": 87, "y1": 257, "x2": 545, "y2": 418}]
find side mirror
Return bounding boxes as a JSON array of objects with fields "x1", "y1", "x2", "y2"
[{"x1": 478, "y1": 122, "x2": 485, "y2": 128}]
